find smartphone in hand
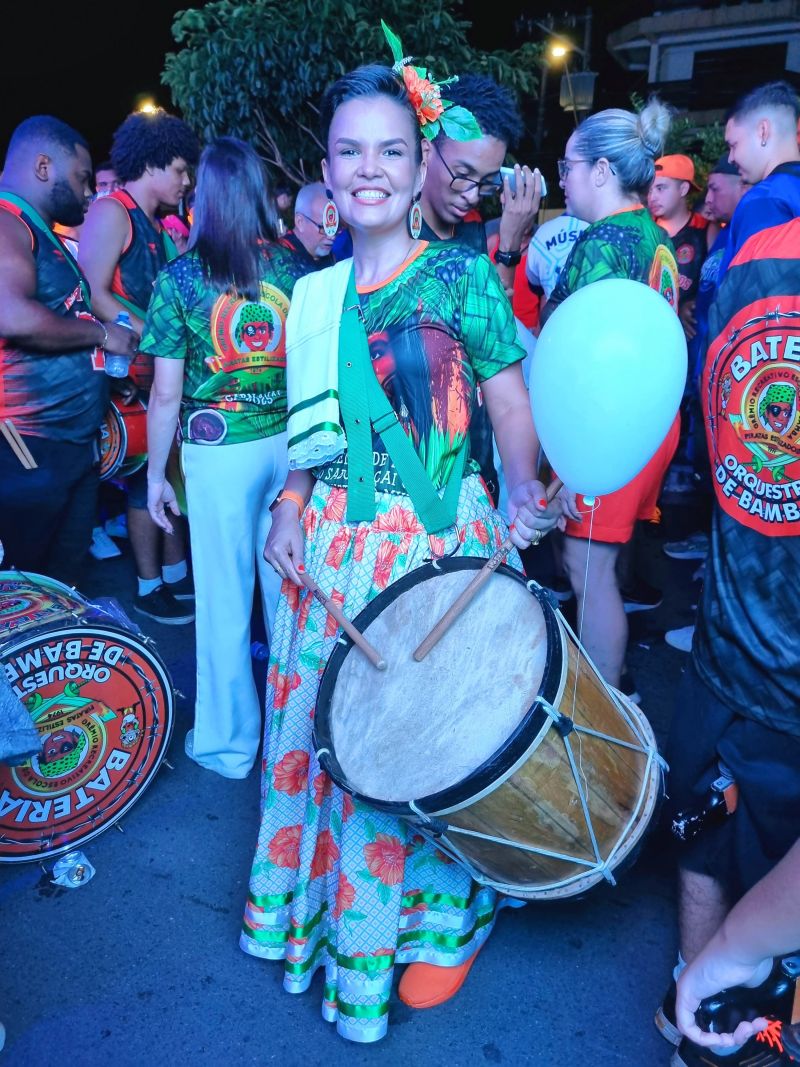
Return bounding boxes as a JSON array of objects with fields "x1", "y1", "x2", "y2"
[{"x1": 500, "y1": 166, "x2": 548, "y2": 198}]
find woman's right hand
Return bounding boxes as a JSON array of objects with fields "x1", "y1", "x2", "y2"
[{"x1": 264, "y1": 500, "x2": 306, "y2": 586}]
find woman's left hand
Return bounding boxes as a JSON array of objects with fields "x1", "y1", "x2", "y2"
[
  {"x1": 147, "y1": 475, "x2": 180, "y2": 536},
  {"x1": 506, "y1": 479, "x2": 561, "y2": 549}
]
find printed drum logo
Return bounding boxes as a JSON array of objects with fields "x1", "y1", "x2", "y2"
[
  {"x1": 0, "y1": 624, "x2": 174, "y2": 862},
  {"x1": 729, "y1": 365, "x2": 800, "y2": 481}
]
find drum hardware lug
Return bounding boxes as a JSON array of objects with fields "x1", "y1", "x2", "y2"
[
  {"x1": 315, "y1": 747, "x2": 332, "y2": 772},
  {"x1": 409, "y1": 800, "x2": 448, "y2": 837},
  {"x1": 162, "y1": 759, "x2": 175, "y2": 771},
  {"x1": 173, "y1": 689, "x2": 186, "y2": 701},
  {"x1": 536, "y1": 584, "x2": 560, "y2": 611},
  {"x1": 538, "y1": 698, "x2": 574, "y2": 737},
  {"x1": 114, "y1": 822, "x2": 125, "y2": 834}
]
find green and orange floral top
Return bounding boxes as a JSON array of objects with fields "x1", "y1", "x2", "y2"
[{"x1": 315, "y1": 241, "x2": 525, "y2": 493}]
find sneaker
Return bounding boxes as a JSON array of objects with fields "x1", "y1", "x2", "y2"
[
  {"x1": 621, "y1": 577, "x2": 663, "y2": 613},
  {"x1": 133, "y1": 585, "x2": 195, "y2": 625},
  {"x1": 666, "y1": 625, "x2": 695, "y2": 653},
  {"x1": 164, "y1": 573, "x2": 195, "y2": 601},
  {"x1": 663, "y1": 532, "x2": 709, "y2": 560},
  {"x1": 619, "y1": 672, "x2": 642, "y2": 705},
  {"x1": 104, "y1": 513, "x2": 128, "y2": 539},
  {"x1": 672, "y1": 1021, "x2": 790, "y2": 1066},
  {"x1": 89, "y1": 526, "x2": 121, "y2": 560},
  {"x1": 656, "y1": 961, "x2": 796, "y2": 1049}
]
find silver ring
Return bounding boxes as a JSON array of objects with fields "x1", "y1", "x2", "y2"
[{"x1": 530, "y1": 530, "x2": 543, "y2": 547}]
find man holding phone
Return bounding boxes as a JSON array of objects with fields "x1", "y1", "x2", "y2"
[{"x1": 418, "y1": 73, "x2": 543, "y2": 503}]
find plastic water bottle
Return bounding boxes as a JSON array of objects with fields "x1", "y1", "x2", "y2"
[
  {"x1": 104, "y1": 311, "x2": 134, "y2": 378},
  {"x1": 250, "y1": 641, "x2": 270, "y2": 662}
]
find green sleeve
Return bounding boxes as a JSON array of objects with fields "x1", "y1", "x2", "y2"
[
  {"x1": 140, "y1": 266, "x2": 187, "y2": 360},
  {"x1": 459, "y1": 253, "x2": 526, "y2": 382}
]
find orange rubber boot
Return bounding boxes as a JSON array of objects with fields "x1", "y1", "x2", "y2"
[{"x1": 398, "y1": 949, "x2": 482, "y2": 1009}]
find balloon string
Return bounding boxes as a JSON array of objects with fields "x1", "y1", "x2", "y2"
[{"x1": 570, "y1": 499, "x2": 598, "y2": 801}]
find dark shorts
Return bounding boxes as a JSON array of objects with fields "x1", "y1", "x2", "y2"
[
  {"x1": 666, "y1": 660, "x2": 800, "y2": 899},
  {"x1": 125, "y1": 465, "x2": 148, "y2": 510}
]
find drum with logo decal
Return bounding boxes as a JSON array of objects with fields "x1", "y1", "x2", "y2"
[
  {"x1": 98, "y1": 396, "x2": 148, "y2": 481},
  {"x1": 314, "y1": 557, "x2": 663, "y2": 900},
  {"x1": 0, "y1": 571, "x2": 175, "y2": 863}
]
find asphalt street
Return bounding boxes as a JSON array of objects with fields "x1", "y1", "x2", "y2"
[{"x1": 0, "y1": 493, "x2": 707, "y2": 1067}]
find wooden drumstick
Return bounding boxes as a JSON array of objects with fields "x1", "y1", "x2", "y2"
[
  {"x1": 413, "y1": 478, "x2": 564, "y2": 663},
  {"x1": 299, "y1": 568, "x2": 387, "y2": 671}
]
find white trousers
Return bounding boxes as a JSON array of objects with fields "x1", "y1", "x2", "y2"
[{"x1": 182, "y1": 433, "x2": 287, "y2": 777}]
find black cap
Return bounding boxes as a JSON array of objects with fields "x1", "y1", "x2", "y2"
[{"x1": 710, "y1": 154, "x2": 741, "y2": 177}]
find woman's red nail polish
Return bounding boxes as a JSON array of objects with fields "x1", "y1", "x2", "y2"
[
  {"x1": 297, "y1": 563, "x2": 305, "y2": 572},
  {"x1": 538, "y1": 497, "x2": 547, "y2": 507},
  {"x1": 509, "y1": 523, "x2": 516, "y2": 532}
]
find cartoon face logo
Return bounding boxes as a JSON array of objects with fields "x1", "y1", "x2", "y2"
[
  {"x1": 235, "y1": 305, "x2": 275, "y2": 353},
  {"x1": 759, "y1": 383, "x2": 796, "y2": 436},
  {"x1": 36, "y1": 727, "x2": 87, "y2": 779},
  {"x1": 120, "y1": 712, "x2": 141, "y2": 748}
]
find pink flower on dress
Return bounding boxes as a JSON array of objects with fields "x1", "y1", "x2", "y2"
[
  {"x1": 342, "y1": 792, "x2": 355, "y2": 822},
  {"x1": 283, "y1": 579, "x2": 301, "y2": 613},
  {"x1": 353, "y1": 526, "x2": 369, "y2": 562},
  {"x1": 273, "y1": 749, "x2": 310, "y2": 796},
  {"x1": 373, "y1": 540, "x2": 401, "y2": 590},
  {"x1": 325, "y1": 526, "x2": 352, "y2": 569},
  {"x1": 267, "y1": 664, "x2": 301, "y2": 709},
  {"x1": 473, "y1": 519, "x2": 490, "y2": 545},
  {"x1": 310, "y1": 829, "x2": 340, "y2": 879},
  {"x1": 324, "y1": 589, "x2": 346, "y2": 638},
  {"x1": 375, "y1": 505, "x2": 424, "y2": 536},
  {"x1": 268, "y1": 824, "x2": 303, "y2": 868},
  {"x1": 332, "y1": 871, "x2": 356, "y2": 919},
  {"x1": 321, "y1": 489, "x2": 347, "y2": 522},
  {"x1": 312, "y1": 771, "x2": 332, "y2": 806},
  {"x1": 364, "y1": 833, "x2": 405, "y2": 886}
]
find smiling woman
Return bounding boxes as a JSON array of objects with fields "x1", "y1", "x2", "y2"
[{"x1": 239, "y1": 51, "x2": 564, "y2": 1045}]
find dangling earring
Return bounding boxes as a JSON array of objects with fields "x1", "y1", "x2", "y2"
[
  {"x1": 408, "y1": 193, "x2": 423, "y2": 240},
  {"x1": 761, "y1": 138, "x2": 768, "y2": 147},
  {"x1": 323, "y1": 189, "x2": 339, "y2": 237}
]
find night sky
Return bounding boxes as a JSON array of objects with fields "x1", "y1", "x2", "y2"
[{"x1": 0, "y1": 2, "x2": 644, "y2": 167}]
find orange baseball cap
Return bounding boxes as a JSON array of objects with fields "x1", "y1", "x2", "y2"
[{"x1": 654, "y1": 154, "x2": 700, "y2": 191}]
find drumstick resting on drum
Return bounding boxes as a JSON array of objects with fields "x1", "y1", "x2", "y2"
[
  {"x1": 413, "y1": 479, "x2": 563, "y2": 662},
  {"x1": 298, "y1": 567, "x2": 387, "y2": 671}
]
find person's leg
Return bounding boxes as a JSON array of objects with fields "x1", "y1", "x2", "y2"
[
  {"x1": 562, "y1": 535, "x2": 627, "y2": 687},
  {"x1": 44, "y1": 447, "x2": 99, "y2": 587},
  {"x1": 161, "y1": 513, "x2": 188, "y2": 567},
  {"x1": 678, "y1": 868, "x2": 730, "y2": 963},
  {"x1": 184, "y1": 437, "x2": 278, "y2": 777},
  {"x1": 127, "y1": 501, "x2": 162, "y2": 582},
  {"x1": 0, "y1": 435, "x2": 69, "y2": 572}
]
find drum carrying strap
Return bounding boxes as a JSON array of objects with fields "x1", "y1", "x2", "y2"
[
  {"x1": 0, "y1": 192, "x2": 92, "y2": 306},
  {"x1": 338, "y1": 268, "x2": 467, "y2": 534}
]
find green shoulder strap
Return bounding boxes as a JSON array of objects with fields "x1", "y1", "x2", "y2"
[
  {"x1": 338, "y1": 268, "x2": 467, "y2": 534},
  {"x1": 0, "y1": 192, "x2": 92, "y2": 306}
]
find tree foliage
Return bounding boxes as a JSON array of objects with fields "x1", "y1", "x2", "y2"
[{"x1": 162, "y1": 0, "x2": 542, "y2": 186}]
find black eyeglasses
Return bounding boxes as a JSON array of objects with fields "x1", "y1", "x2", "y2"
[
  {"x1": 298, "y1": 212, "x2": 329, "y2": 236},
  {"x1": 557, "y1": 158, "x2": 617, "y2": 180},
  {"x1": 433, "y1": 142, "x2": 502, "y2": 198}
]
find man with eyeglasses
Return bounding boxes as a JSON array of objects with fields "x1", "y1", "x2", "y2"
[
  {"x1": 418, "y1": 73, "x2": 543, "y2": 506},
  {"x1": 280, "y1": 181, "x2": 337, "y2": 271}
]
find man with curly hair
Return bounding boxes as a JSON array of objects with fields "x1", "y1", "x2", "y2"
[{"x1": 79, "y1": 110, "x2": 200, "y2": 625}]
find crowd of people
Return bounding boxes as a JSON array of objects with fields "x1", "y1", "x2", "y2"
[{"x1": 0, "y1": 24, "x2": 798, "y2": 1064}]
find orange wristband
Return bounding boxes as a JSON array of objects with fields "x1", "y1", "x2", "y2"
[{"x1": 276, "y1": 489, "x2": 306, "y2": 514}]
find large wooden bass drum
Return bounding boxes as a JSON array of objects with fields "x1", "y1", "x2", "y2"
[{"x1": 314, "y1": 558, "x2": 663, "y2": 900}]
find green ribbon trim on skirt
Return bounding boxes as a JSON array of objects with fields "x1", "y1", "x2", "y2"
[
  {"x1": 289, "y1": 903, "x2": 327, "y2": 940},
  {"x1": 397, "y1": 906, "x2": 495, "y2": 952},
  {"x1": 335, "y1": 950, "x2": 395, "y2": 974},
  {"x1": 337, "y1": 999, "x2": 391, "y2": 1020},
  {"x1": 401, "y1": 883, "x2": 480, "y2": 910},
  {"x1": 241, "y1": 923, "x2": 288, "y2": 945},
  {"x1": 284, "y1": 936, "x2": 329, "y2": 976},
  {"x1": 247, "y1": 889, "x2": 294, "y2": 909}
]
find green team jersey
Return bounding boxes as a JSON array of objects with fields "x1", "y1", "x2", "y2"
[
  {"x1": 315, "y1": 241, "x2": 525, "y2": 493},
  {"x1": 548, "y1": 205, "x2": 679, "y2": 309},
  {"x1": 141, "y1": 243, "x2": 310, "y2": 445}
]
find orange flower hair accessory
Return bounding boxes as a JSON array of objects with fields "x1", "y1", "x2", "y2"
[{"x1": 381, "y1": 21, "x2": 482, "y2": 142}]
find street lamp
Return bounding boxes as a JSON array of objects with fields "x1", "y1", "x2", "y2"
[{"x1": 549, "y1": 40, "x2": 597, "y2": 125}]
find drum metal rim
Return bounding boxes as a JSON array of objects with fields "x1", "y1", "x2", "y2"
[
  {"x1": 0, "y1": 620, "x2": 175, "y2": 864},
  {"x1": 314, "y1": 557, "x2": 564, "y2": 817},
  {"x1": 100, "y1": 402, "x2": 129, "y2": 482}
]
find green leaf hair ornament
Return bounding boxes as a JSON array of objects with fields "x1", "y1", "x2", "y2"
[{"x1": 380, "y1": 20, "x2": 483, "y2": 142}]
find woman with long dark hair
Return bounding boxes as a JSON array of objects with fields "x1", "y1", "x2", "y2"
[
  {"x1": 239, "y1": 51, "x2": 563, "y2": 1041},
  {"x1": 143, "y1": 137, "x2": 310, "y2": 779}
]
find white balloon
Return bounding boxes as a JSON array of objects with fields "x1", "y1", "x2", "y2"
[{"x1": 529, "y1": 278, "x2": 687, "y2": 497}]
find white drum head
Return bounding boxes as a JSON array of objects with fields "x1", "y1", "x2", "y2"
[{"x1": 328, "y1": 568, "x2": 548, "y2": 803}]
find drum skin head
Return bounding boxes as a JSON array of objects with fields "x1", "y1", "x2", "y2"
[
  {"x1": 0, "y1": 573, "x2": 174, "y2": 863},
  {"x1": 325, "y1": 565, "x2": 547, "y2": 803}
]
